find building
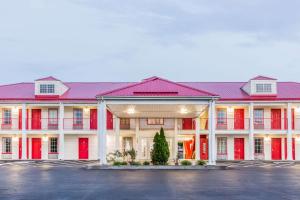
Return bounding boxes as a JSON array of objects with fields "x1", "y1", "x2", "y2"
[{"x1": 0, "y1": 75, "x2": 299, "y2": 165}]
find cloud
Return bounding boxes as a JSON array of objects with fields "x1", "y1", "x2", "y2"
[{"x1": 0, "y1": 0, "x2": 300, "y2": 83}]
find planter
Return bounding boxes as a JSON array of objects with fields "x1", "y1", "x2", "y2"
[{"x1": 86, "y1": 165, "x2": 228, "y2": 170}]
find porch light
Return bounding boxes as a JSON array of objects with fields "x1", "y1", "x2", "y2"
[
  {"x1": 84, "y1": 107, "x2": 89, "y2": 113},
  {"x1": 127, "y1": 107, "x2": 135, "y2": 114},
  {"x1": 43, "y1": 135, "x2": 48, "y2": 142},
  {"x1": 12, "y1": 136, "x2": 18, "y2": 142},
  {"x1": 12, "y1": 106, "x2": 18, "y2": 114},
  {"x1": 227, "y1": 107, "x2": 234, "y2": 113},
  {"x1": 180, "y1": 107, "x2": 188, "y2": 114},
  {"x1": 264, "y1": 135, "x2": 270, "y2": 142}
]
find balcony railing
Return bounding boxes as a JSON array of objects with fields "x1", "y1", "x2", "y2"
[
  {"x1": 0, "y1": 117, "x2": 300, "y2": 132},
  {"x1": 63, "y1": 118, "x2": 97, "y2": 131},
  {"x1": 216, "y1": 118, "x2": 250, "y2": 131}
]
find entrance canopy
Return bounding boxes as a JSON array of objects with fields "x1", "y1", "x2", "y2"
[
  {"x1": 107, "y1": 104, "x2": 207, "y2": 118},
  {"x1": 97, "y1": 76, "x2": 219, "y2": 118}
]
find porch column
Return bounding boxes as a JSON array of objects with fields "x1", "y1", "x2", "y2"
[
  {"x1": 195, "y1": 117, "x2": 200, "y2": 160},
  {"x1": 249, "y1": 102, "x2": 254, "y2": 160},
  {"x1": 21, "y1": 103, "x2": 27, "y2": 160},
  {"x1": 208, "y1": 100, "x2": 216, "y2": 165},
  {"x1": 135, "y1": 118, "x2": 140, "y2": 159},
  {"x1": 115, "y1": 117, "x2": 120, "y2": 151},
  {"x1": 58, "y1": 103, "x2": 64, "y2": 160},
  {"x1": 174, "y1": 118, "x2": 178, "y2": 160},
  {"x1": 287, "y1": 102, "x2": 293, "y2": 160},
  {"x1": 98, "y1": 100, "x2": 107, "y2": 165}
]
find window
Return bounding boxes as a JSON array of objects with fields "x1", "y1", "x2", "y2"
[
  {"x1": 2, "y1": 109, "x2": 11, "y2": 125},
  {"x1": 40, "y1": 84, "x2": 55, "y2": 94},
  {"x1": 254, "y1": 109, "x2": 264, "y2": 129},
  {"x1": 48, "y1": 109, "x2": 58, "y2": 130},
  {"x1": 73, "y1": 108, "x2": 83, "y2": 129},
  {"x1": 216, "y1": 109, "x2": 227, "y2": 129},
  {"x1": 254, "y1": 138, "x2": 264, "y2": 154},
  {"x1": 256, "y1": 84, "x2": 272, "y2": 93},
  {"x1": 217, "y1": 137, "x2": 227, "y2": 155},
  {"x1": 49, "y1": 138, "x2": 58, "y2": 153},
  {"x1": 120, "y1": 118, "x2": 130, "y2": 129},
  {"x1": 2, "y1": 137, "x2": 12, "y2": 153},
  {"x1": 147, "y1": 118, "x2": 164, "y2": 125}
]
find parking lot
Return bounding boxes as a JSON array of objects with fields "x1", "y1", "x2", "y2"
[{"x1": 0, "y1": 160, "x2": 300, "y2": 199}]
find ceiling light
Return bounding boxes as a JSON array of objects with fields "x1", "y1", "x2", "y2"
[
  {"x1": 180, "y1": 108, "x2": 188, "y2": 114},
  {"x1": 127, "y1": 107, "x2": 135, "y2": 114}
]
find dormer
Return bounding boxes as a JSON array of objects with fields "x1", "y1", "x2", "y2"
[
  {"x1": 242, "y1": 76, "x2": 277, "y2": 96},
  {"x1": 34, "y1": 76, "x2": 69, "y2": 98}
]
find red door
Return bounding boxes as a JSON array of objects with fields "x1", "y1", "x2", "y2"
[
  {"x1": 31, "y1": 109, "x2": 41, "y2": 130},
  {"x1": 107, "y1": 110, "x2": 113, "y2": 130},
  {"x1": 284, "y1": 138, "x2": 295, "y2": 160},
  {"x1": 79, "y1": 138, "x2": 89, "y2": 159},
  {"x1": 271, "y1": 109, "x2": 281, "y2": 130},
  {"x1": 272, "y1": 138, "x2": 282, "y2": 160},
  {"x1": 90, "y1": 109, "x2": 97, "y2": 130},
  {"x1": 182, "y1": 118, "x2": 194, "y2": 130},
  {"x1": 19, "y1": 138, "x2": 29, "y2": 159},
  {"x1": 200, "y1": 135, "x2": 208, "y2": 160},
  {"x1": 234, "y1": 109, "x2": 245, "y2": 130},
  {"x1": 184, "y1": 139, "x2": 194, "y2": 159},
  {"x1": 234, "y1": 138, "x2": 244, "y2": 160},
  {"x1": 32, "y1": 138, "x2": 42, "y2": 159}
]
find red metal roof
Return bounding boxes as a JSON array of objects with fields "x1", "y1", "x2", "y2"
[
  {"x1": 1, "y1": 77, "x2": 300, "y2": 101},
  {"x1": 250, "y1": 75, "x2": 277, "y2": 80},
  {"x1": 182, "y1": 82, "x2": 300, "y2": 101},
  {"x1": 97, "y1": 77, "x2": 218, "y2": 97},
  {"x1": 35, "y1": 76, "x2": 61, "y2": 81}
]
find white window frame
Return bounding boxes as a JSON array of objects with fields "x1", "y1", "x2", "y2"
[
  {"x1": 147, "y1": 118, "x2": 164, "y2": 125},
  {"x1": 2, "y1": 108, "x2": 12, "y2": 125},
  {"x1": 2, "y1": 137, "x2": 12, "y2": 153},
  {"x1": 49, "y1": 137, "x2": 58, "y2": 153},
  {"x1": 254, "y1": 109, "x2": 264, "y2": 124},
  {"x1": 217, "y1": 109, "x2": 227, "y2": 125},
  {"x1": 217, "y1": 137, "x2": 227, "y2": 155},
  {"x1": 254, "y1": 138, "x2": 264, "y2": 154},
  {"x1": 256, "y1": 83, "x2": 272, "y2": 93},
  {"x1": 40, "y1": 84, "x2": 55, "y2": 94}
]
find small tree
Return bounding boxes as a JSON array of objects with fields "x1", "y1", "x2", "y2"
[{"x1": 151, "y1": 127, "x2": 170, "y2": 165}]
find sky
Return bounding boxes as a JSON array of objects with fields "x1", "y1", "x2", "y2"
[{"x1": 1, "y1": 0, "x2": 300, "y2": 84}]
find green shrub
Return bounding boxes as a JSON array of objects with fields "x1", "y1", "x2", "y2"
[
  {"x1": 130, "y1": 161, "x2": 141, "y2": 166},
  {"x1": 180, "y1": 160, "x2": 192, "y2": 166},
  {"x1": 113, "y1": 161, "x2": 127, "y2": 166},
  {"x1": 151, "y1": 128, "x2": 170, "y2": 165},
  {"x1": 143, "y1": 161, "x2": 150, "y2": 166},
  {"x1": 196, "y1": 160, "x2": 206, "y2": 166}
]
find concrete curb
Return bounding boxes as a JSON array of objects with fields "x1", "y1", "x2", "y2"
[{"x1": 86, "y1": 165, "x2": 228, "y2": 170}]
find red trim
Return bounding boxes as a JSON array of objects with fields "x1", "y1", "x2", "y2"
[
  {"x1": 35, "y1": 95, "x2": 60, "y2": 99},
  {"x1": 97, "y1": 76, "x2": 218, "y2": 97},
  {"x1": 2, "y1": 152, "x2": 12, "y2": 154}
]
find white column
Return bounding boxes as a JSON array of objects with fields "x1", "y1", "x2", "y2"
[
  {"x1": 115, "y1": 117, "x2": 120, "y2": 151},
  {"x1": 287, "y1": 102, "x2": 293, "y2": 160},
  {"x1": 208, "y1": 101, "x2": 216, "y2": 165},
  {"x1": 58, "y1": 103, "x2": 64, "y2": 160},
  {"x1": 21, "y1": 103, "x2": 27, "y2": 160},
  {"x1": 174, "y1": 118, "x2": 178, "y2": 160},
  {"x1": 135, "y1": 118, "x2": 140, "y2": 159},
  {"x1": 98, "y1": 101, "x2": 107, "y2": 165},
  {"x1": 249, "y1": 102, "x2": 254, "y2": 160},
  {"x1": 195, "y1": 117, "x2": 200, "y2": 160}
]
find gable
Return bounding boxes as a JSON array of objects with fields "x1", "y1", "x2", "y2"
[{"x1": 97, "y1": 76, "x2": 218, "y2": 98}]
